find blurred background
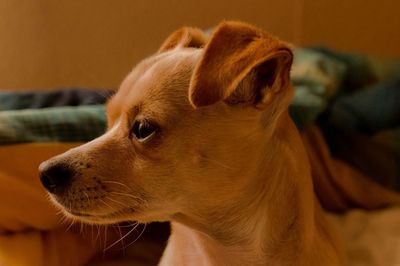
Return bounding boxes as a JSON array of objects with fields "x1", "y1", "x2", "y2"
[
  {"x1": 0, "y1": 2, "x2": 400, "y2": 266},
  {"x1": 0, "y1": 0, "x2": 399, "y2": 90}
]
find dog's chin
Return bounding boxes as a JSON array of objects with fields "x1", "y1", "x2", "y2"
[
  {"x1": 47, "y1": 197, "x2": 135, "y2": 224},
  {"x1": 62, "y1": 207, "x2": 137, "y2": 224},
  {"x1": 63, "y1": 209, "x2": 170, "y2": 225},
  {"x1": 58, "y1": 204, "x2": 169, "y2": 225},
  {"x1": 49, "y1": 195, "x2": 171, "y2": 225}
]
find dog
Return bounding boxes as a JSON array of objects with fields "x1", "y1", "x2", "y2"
[{"x1": 39, "y1": 21, "x2": 344, "y2": 265}]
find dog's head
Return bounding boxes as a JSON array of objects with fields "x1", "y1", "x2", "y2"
[{"x1": 39, "y1": 21, "x2": 294, "y2": 225}]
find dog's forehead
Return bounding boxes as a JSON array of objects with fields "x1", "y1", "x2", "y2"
[
  {"x1": 130, "y1": 49, "x2": 199, "y2": 95},
  {"x1": 131, "y1": 50, "x2": 200, "y2": 103},
  {"x1": 107, "y1": 48, "x2": 201, "y2": 125}
]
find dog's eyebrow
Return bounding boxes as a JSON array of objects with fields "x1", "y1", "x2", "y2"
[
  {"x1": 125, "y1": 105, "x2": 140, "y2": 120},
  {"x1": 113, "y1": 105, "x2": 140, "y2": 133}
]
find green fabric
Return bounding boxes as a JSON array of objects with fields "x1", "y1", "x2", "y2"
[
  {"x1": 0, "y1": 105, "x2": 106, "y2": 145},
  {"x1": 0, "y1": 92, "x2": 35, "y2": 110},
  {"x1": 290, "y1": 47, "x2": 347, "y2": 128}
]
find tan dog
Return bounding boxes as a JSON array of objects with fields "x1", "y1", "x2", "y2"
[{"x1": 39, "y1": 21, "x2": 344, "y2": 265}]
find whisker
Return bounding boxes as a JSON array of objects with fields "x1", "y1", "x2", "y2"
[
  {"x1": 83, "y1": 191, "x2": 91, "y2": 202},
  {"x1": 109, "y1": 191, "x2": 143, "y2": 201},
  {"x1": 65, "y1": 217, "x2": 76, "y2": 232},
  {"x1": 112, "y1": 222, "x2": 138, "y2": 228},
  {"x1": 105, "y1": 196, "x2": 130, "y2": 208},
  {"x1": 79, "y1": 222, "x2": 84, "y2": 234},
  {"x1": 121, "y1": 223, "x2": 147, "y2": 250},
  {"x1": 102, "y1": 180, "x2": 131, "y2": 191},
  {"x1": 99, "y1": 225, "x2": 107, "y2": 256},
  {"x1": 95, "y1": 225, "x2": 101, "y2": 243},
  {"x1": 104, "y1": 223, "x2": 140, "y2": 252},
  {"x1": 58, "y1": 214, "x2": 69, "y2": 225},
  {"x1": 117, "y1": 225, "x2": 125, "y2": 256},
  {"x1": 99, "y1": 198, "x2": 115, "y2": 210}
]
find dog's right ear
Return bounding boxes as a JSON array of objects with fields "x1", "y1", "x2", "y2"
[{"x1": 158, "y1": 27, "x2": 206, "y2": 52}]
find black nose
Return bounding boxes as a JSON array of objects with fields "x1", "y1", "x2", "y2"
[{"x1": 39, "y1": 163, "x2": 74, "y2": 194}]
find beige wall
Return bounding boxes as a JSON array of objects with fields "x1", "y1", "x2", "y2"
[{"x1": 0, "y1": 0, "x2": 399, "y2": 90}]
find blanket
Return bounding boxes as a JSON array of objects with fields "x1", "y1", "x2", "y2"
[{"x1": 0, "y1": 105, "x2": 106, "y2": 144}]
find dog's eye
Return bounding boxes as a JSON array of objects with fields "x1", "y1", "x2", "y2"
[{"x1": 131, "y1": 120, "x2": 157, "y2": 141}]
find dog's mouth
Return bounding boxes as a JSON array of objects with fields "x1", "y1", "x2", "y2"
[
  {"x1": 49, "y1": 194, "x2": 138, "y2": 223},
  {"x1": 65, "y1": 207, "x2": 137, "y2": 222},
  {"x1": 46, "y1": 181, "x2": 146, "y2": 223}
]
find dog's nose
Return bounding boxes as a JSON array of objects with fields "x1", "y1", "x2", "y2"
[{"x1": 39, "y1": 162, "x2": 74, "y2": 194}]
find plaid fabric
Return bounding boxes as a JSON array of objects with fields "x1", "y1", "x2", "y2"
[
  {"x1": 0, "y1": 89, "x2": 111, "y2": 111},
  {"x1": 0, "y1": 91, "x2": 37, "y2": 110},
  {"x1": 0, "y1": 105, "x2": 106, "y2": 145}
]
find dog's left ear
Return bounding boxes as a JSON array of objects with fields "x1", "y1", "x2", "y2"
[
  {"x1": 189, "y1": 21, "x2": 293, "y2": 109},
  {"x1": 159, "y1": 27, "x2": 206, "y2": 52}
]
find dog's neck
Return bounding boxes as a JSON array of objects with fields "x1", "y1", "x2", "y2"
[{"x1": 160, "y1": 113, "x2": 341, "y2": 266}]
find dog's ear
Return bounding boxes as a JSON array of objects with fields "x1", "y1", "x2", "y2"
[
  {"x1": 189, "y1": 21, "x2": 293, "y2": 109},
  {"x1": 159, "y1": 27, "x2": 206, "y2": 52}
]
